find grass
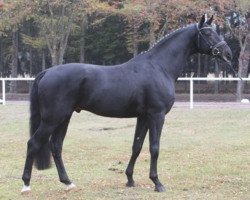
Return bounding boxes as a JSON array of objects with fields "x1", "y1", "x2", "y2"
[{"x1": 0, "y1": 104, "x2": 250, "y2": 200}]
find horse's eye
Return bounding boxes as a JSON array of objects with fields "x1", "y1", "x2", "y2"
[{"x1": 204, "y1": 30, "x2": 212, "y2": 36}]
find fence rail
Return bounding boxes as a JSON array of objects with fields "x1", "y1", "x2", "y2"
[
  {"x1": 1, "y1": 77, "x2": 250, "y2": 108},
  {"x1": 178, "y1": 77, "x2": 250, "y2": 109},
  {"x1": 0, "y1": 78, "x2": 35, "y2": 105}
]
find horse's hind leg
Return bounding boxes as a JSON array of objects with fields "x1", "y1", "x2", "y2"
[
  {"x1": 21, "y1": 122, "x2": 57, "y2": 193},
  {"x1": 50, "y1": 116, "x2": 76, "y2": 190},
  {"x1": 126, "y1": 116, "x2": 148, "y2": 187}
]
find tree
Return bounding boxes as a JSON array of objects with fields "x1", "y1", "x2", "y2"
[
  {"x1": 229, "y1": 1, "x2": 250, "y2": 101},
  {"x1": 21, "y1": 30, "x2": 47, "y2": 72},
  {"x1": 120, "y1": 0, "x2": 217, "y2": 56},
  {"x1": 29, "y1": 0, "x2": 112, "y2": 66},
  {"x1": 85, "y1": 14, "x2": 129, "y2": 64},
  {"x1": 119, "y1": 2, "x2": 144, "y2": 56},
  {"x1": 0, "y1": 0, "x2": 32, "y2": 92},
  {"x1": 75, "y1": 0, "x2": 113, "y2": 63},
  {"x1": 29, "y1": 0, "x2": 76, "y2": 66}
]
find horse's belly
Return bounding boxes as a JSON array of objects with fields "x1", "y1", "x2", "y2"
[
  {"x1": 83, "y1": 104, "x2": 140, "y2": 118},
  {"x1": 79, "y1": 95, "x2": 144, "y2": 118},
  {"x1": 88, "y1": 109, "x2": 139, "y2": 118}
]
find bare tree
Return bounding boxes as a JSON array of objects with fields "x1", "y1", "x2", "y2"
[{"x1": 236, "y1": 14, "x2": 250, "y2": 101}]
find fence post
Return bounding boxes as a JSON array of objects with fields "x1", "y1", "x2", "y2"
[
  {"x1": 190, "y1": 78, "x2": 193, "y2": 109},
  {"x1": 2, "y1": 79, "x2": 6, "y2": 105}
]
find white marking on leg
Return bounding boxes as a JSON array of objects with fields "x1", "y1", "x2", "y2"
[
  {"x1": 21, "y1": 185, "x2": 31, "y2": 194},
  {"x1": 65, "y1": 183, "x2": 76, "y2": 191}
]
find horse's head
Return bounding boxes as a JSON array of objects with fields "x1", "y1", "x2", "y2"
[{"x1": 196, "y1": 15, "x2": 232, "y2": 65}]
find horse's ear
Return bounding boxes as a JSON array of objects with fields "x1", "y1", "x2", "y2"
[
  {"x1": 198, "y1": 15, "x2": 206, "y2": 28},
  {"x1": 206, "y1": 15, "x2": 213, "y2": 25}
]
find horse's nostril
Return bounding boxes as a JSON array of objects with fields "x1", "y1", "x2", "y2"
[{"x1": 227, "y1": 52, "x2": 232, "y2": 60}]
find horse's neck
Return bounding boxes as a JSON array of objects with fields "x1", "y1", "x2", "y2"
[{"x1": 147, "y1": 25, "x2": 197, "y2": 79}]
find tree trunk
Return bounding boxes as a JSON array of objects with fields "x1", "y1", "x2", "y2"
[
  {"x1": 0, "y1": 37, "x2": 3, "y2": 76},
  {"x1": 204, "y1": 55, "x2": 208, "y2": 76},
  {"x1": 10, "y1": 29, "x2": 18, "y2": 93},
  {"x1": 236, "y1": 32, "x2": 250, "y2": 101},
  {"x1": 51, "y1": 52, "x2": 57, "y2": 66},
  {"x1": 29, "y1": 47, "x2": 33, "y2": 75},
  {"x1": 42, "y1": 50, "x2": 46, "y2": 71},
  {"x1": 80, "y1": 17, "x2": 88, "y2": 63},
  {"x1": 48, "y1": 23, "x2": 72, "y2": 66},
  {"x1": 133, "y1": 26, "x2": 139, "y2": 57},
  {"x1": 214, "y1": 60, "x2": 219, "y2": 94},
  {"x1": 133, "y1": 40, "x2": 138, "y2": 57},
  {"x1": 197, "y1": 54, "x2": 201, "y2": 93},
  {"x1": 50, "y1": 48, "x2": 63, "y2": 66},
  {"x1": 149, "y1": 22, "x2": 156, "y2": 47}
]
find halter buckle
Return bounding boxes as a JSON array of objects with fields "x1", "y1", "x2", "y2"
[{"x1": 212, "y1": 47, "x2": 220, "y2": 56}]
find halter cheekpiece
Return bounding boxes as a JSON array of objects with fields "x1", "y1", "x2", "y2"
[{"x1": 196, "y1": 24, "x2": 227, "y2": 56}]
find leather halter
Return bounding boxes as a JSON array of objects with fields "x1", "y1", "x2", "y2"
[{"x1": 196, "y1": 24, "x2": 227, "y2": 56}]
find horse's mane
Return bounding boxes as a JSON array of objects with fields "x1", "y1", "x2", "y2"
[{"x1": 140, "y1": 24, "x2": 196, "y2": 55}]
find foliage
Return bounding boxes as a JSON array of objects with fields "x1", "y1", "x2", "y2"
[
  {"x1": 85, "y1": 15, "x2": 130, "y2": 64},
  {"x1": 0, "y1": 0, "x2": 32, "y2": 32},
  {"x1": 0, "y1": 0, "x2": 249, "y2": 78},
  {"x1": 21, "y1": 33, "x2": 46, "y2": 50}
]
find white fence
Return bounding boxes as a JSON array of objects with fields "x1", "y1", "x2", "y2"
[
  {"x1": 1, "y1": 77, "x2": 250, "y2": 108},
  {"x1": 0, "y1": 77, "x2": 35, "y2": 105},
  {"x1": 178, "y1": 77, "x2": 250, "y2": 109}
]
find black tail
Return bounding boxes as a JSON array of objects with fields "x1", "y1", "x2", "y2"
[{"x1": 30, "y1": 71, "x2": 51, "y2": 170}]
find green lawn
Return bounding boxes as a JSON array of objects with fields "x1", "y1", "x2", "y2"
[{"x1": 0, "y1": 104, "x2": 249, "y2": 200}]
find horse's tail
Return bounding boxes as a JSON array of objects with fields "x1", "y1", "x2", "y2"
[{"x1": 30, "y1": 70, "x2": 51, "y2": 170}]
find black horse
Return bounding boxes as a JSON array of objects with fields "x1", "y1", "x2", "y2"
[{"x1": 21, "y1": 15, "x2": 232, "y2": 193}]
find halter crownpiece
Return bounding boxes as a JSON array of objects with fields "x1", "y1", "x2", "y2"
[{"x1": 196, "y1": 24, "x2": 227, "y2": 56}]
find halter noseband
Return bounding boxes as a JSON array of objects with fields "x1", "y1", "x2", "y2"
[{"x1": 196, "y1": 24, "x2": 227, "y2": 56}]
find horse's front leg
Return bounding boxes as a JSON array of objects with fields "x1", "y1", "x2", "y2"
[
  {"x1": 126, "y1": 116, "x2": 148, "y2": 187},
  {"x1": 148, "y1": 112, "x2": 165, "y2": 192}
]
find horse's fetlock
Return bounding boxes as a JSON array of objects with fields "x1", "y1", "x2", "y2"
[
  {"x1": 150, "y1": 174, "x2": 158, "y2": 181},
  {"x1": 60, "y1": 178, "x2": 71, "y2": 185},
  {"x1": 22, "y1": 174, "x2": 31, "y2": 186},
  {"x1": 125, "y1": 169, "x2": 132, "y2": 177}
]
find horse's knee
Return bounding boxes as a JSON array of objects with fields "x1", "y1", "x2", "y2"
[{"x1": 150, "y1": 145, "x2": 159, "y2": 158}]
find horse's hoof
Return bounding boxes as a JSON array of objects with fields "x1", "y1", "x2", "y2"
[
  {"x1": 155, "y1": 185, "x2": 166, "y2": 192},
  {"x1": 126, "y1": 181, "x2": 135, "y2": 187},
  {"x1": 65, "y1": 183, "x2": 76, "y2": 191},
  {"x1": 21, "y1": 185, "x2": 31, "y2": 194}
]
